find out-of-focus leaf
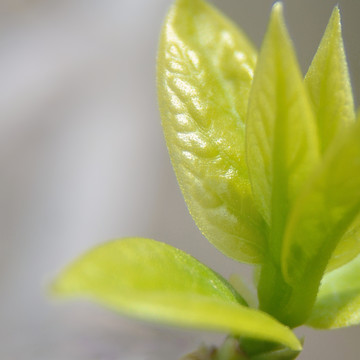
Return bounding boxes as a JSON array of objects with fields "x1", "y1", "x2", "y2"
[
  {"x1": 326, "y1": 214, "x2": 360, "y2": 272},
  {"x1": 251, "y1": 347, "x2": 301, "y2": 360},
  {"x1": 157, "y1": 0, "x2": 267, "y2": 264},
  {"x1": 282, "y1": 116, "x2": 360, "y2": 293},
  {"x1": 246, "y1": 2, "x2": 319, "y2": 263},
  {"x1": 308, "y1": 253, "x2": 360, "y2": 329},
  {"x1": 229, "y1": 273, "x2": 258, "y2": 308},
  {"x1": 304, "y1": 7, "x2": 358, "y2": 272},
  {"x1": 53, "y1": 238, "x2": 301, "y2": 350}
]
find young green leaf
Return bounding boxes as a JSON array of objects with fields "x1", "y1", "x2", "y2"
[
  {"x1": 157, "y1": 0, "x2": 268, "y2": 264},
  {"x1": 305, "y1": 6, "x2": 355, "y2": 154},
  {"x1": 53, "y1": 238, "x2": 301, "y2": 350},
  {"x1": 304, "y1": 6, "x2": 359, "y2": 272},
  {"x1": 246, "y1": 2, "x2": 319, "y2": 263},
  {"x1": 308, "y1": 253, "x2": 360, "y2": 329},
  {"x1": 282, "y1": 117, "x2": 360, "y2": 300}
]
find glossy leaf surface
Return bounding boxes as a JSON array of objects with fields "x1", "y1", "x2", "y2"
[
  {"x1": 282, "y1": 116, "x2": 360, "y2": 288},
  {"x1": 53, "y1": 238, "x2": 301, "y2": 350},
  {"x1": 157, "y1": 0, "x2": 267, "y2": 264},
  {"x1": 308, "y1": 254, "x2": 360, "y2": 329},
  {"x1": 246, "y1": 3, "x2": 319, "y2": 263}
]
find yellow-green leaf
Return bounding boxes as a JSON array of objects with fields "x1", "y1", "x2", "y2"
[
  {"x1": 304, "y1": 6, "x2": 358, "y2": 273},
  {"x1": 308, "y1": 253, "x2": 360, "y2": 329},
  {"x1": 282, "y1": 117, "x2": 360, "y2": 288},
  {"x1": 53, "y1": 238, "x2": 301, "y2": 350},
  {"x1": 157, "y1": 0, "x2": 267, "y2": 264},
  {"x1": 305, "y1": 6, "x2": 355, "y2": 154},
  {"x1": 246, "y1": 2, "x2": 319, "y2": 262}
]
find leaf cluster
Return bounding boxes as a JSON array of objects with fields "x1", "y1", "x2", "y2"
[{"x1": 53, "y1": 0, "x2": 360, "y2": 358}]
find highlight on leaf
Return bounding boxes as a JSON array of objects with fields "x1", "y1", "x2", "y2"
[{"x1": 157, "y1": 0, "x2": 267, "y2": 264}]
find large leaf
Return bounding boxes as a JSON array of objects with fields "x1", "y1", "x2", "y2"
[
  {"x1": 308, "y1": 253, "x2": 360, "y2": 329},
  {"x1": 53, "y1": 238, "x2": 301, "y2": 350},
  {"x1": 282, "y1": 117, "x2": 360, "y2": 300},
  {"x1": 246, "y1": 2, "x2": 319, "y2": 262},
  {"x1": 157, "y1": 0, "x2": 267, "y2": 264},
  {"x1": 304, "y1": 6, "x2": 358, "y2": 272}
]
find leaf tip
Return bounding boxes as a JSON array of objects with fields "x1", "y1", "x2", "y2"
[
  {"x1": 268, "y1": 1, "x2": 288, "y2": 38},
  {"x1": 271, "y1": 1, "x2": 284, "y2": 21},
  {"x1": 294, "y1": 338, "x2": 303, "y2": 352},
  {"x1": 50, "y1": 272, "x2": 70, "y2": 298},
  {"x1": 333, "y1": 4, "x2": 340, "y2": 16},
  {"x1": 272, "y1": 1, "x2": 284, "y2": 12},
  {"x1": 174, "y1": 0, "x2": 205, "y2": 11},
  {"x1": 329, "y1": 5, "x2": 341, "y2": 30}
]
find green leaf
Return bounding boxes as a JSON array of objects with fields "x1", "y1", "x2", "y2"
[
  {"x1": 246, "y1": 2, "x2": 319, "y2": 263},
  {"x1": 308, "y1": 253, "x2": 360, "y2": 329},
  {"x1": 53, "y1": 238, "x2": 301, "y2": 351},
  {"x1": 305, "y1": 6, "x2": 355, "y2": 154},
  {"x1": 157, "y1": 0, "x2": 267, "y2": 264},
  {"x1": 246, "y1": 3, "x2": 319, "y2": 327},
  {"x1": 304, "y1": 7, "x2": 358, "y2": 272},
  {"x1": 282, "y1": 117, "x2": 360, "y2": 295}
]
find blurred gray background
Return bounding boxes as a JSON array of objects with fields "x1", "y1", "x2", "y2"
[{"x1": 0, "y1": 0, "x2": 359, "y2": 359}]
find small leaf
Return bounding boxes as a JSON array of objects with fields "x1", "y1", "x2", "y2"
[
  {"x1": 304, "y1": 6, "x2": 358, "y2": 272},
  {"x1": 282, "y1": 117, "x2": 360, "y2": 295},
  {"x1": 308, "y1": 253, "x2": 360, "y2": 329},
  {"x1": 305, "y1": 6, "x2": 355, "y2": 153},
  {"x1": 246, "y1": 2, "x2": 319, "y2": 263},
  {"x1": 53, "y1": 238, "x2": 301, "y2": 350},
  {"x1": 157, "y1": 0, "x2": 267, "y2": 264}
]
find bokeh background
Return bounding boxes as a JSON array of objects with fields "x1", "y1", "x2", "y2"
[{"x1": 0, "y1": 0, "x2": 359, "y2": 359}]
